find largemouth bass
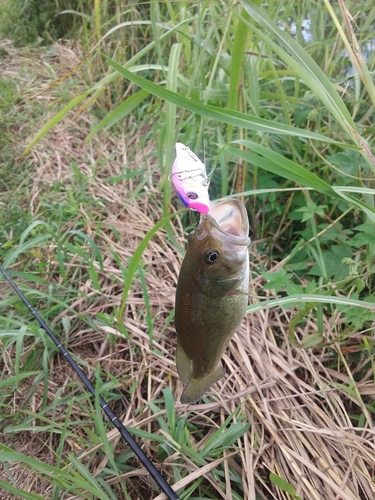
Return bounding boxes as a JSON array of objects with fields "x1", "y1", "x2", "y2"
[{"x1": 175, "y1": 198, "x2": 250, "y2": 403}]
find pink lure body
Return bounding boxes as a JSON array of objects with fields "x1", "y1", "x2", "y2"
[{"x1": 171, "y1": 143, "x2": 210, "y2": 214}]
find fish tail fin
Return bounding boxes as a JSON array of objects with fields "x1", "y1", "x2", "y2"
[
  {"x1": 180, "y1": 366, "x2": 225, "y2": 404},
  {"x1": 176, "y1": 341, "x2": 193, "y2": 383}
]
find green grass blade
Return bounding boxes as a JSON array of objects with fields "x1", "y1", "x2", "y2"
[
  {"x1": 232, "y1": 139, "x2": 335, "y2": 196},
  {"x1": 162, "y1": 387, "x2": 176, "y2": 435},
  {"x1": 239, "y1": 1, "x2": 357, "y2": 141},
  {"x1": 105, "y1": 55, "x2": 354, "y2": 147},
  {"x1": 19, "y1": 220, "x2": 51, "y2": 245},
  {"x1": 138, "y1": 264, "x2": 154, "y2": 345},
  {"x1": 151, "y1": 0, "x2": 167, "y2": 80},
  {"x1": 0, "y1": 481, "x2": 46, "y2": 500},
  {"x1": 3, "y1": 234, "x2": 53, "y2": 268},
  {"x1": 324, "y1": 0, "x2": 375, "y2": 110},
  {"x1": 228, "y1": 142, "x2": 375, "y2": 222},
  {"x1": 94, "y1": 0, "x2": 101, "y2": 41},
  {"x1": 14, "y1": 325, "x2": 28, "y2": 379},
  {"x1": 0, "y1": 445, "x2": 99, "y2": 493},
  {"x1": 68, "y1": 454, "x2": 113, "y2": 500},
  {"x1": 85, "y1": 88, "x2": 149, "y2": 142},
  {"x1": 163, "y1": 43, "x2": 182, "y2": 216},
  {"x1": 0, "y1": 372, "x2": 40, "y2": 390},
  {"x1": 23, "y1": 17, "x2": 197, "y2": 154},
  {"x1": 117, "y1": 209, "x2": 184, "y2": 333},
  {"x1": 246, "y1": 294, "x2": 375, "y2": 314},
  {"x1": 270, "y1": 473, "x2": 300, "y2": 498},
  {"x1": 68, "y1": 230, "x2": 104, "y2": 272},
  {"x1": 227, "y1": 8, "x2": 250, "y2": 143},
  {"x1": 23, "y1": 91, "x2": 91, "y2": 156}
]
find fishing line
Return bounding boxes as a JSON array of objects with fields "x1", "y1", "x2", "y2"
[{"x1": 0, "y1": 265, "x2": 180, "y2": 500}]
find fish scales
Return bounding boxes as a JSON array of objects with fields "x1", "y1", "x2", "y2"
[{"x1": 175, "y1": 198, "x2": 250, "y2": 403}]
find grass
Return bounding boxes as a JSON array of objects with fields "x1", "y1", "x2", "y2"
[{"x1": 1, "y1": 0, "x2": 375, "y2": 499}]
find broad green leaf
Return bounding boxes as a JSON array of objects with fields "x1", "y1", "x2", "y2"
[{"x1": 346, "y1": 233, "x2": 375, "y2": 247}]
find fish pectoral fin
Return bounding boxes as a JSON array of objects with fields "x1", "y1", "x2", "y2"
[
  {"x1": 180, "y1": 365, "x2": 225, "y2": 404},
  {"x1": 176, "y1": 341, "x2": 193, "y2": 383}
]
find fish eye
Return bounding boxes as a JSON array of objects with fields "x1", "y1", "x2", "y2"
[
  {"x1": 186, "y1": 192, "x2": 198, "y2": 200},
  {"x1": 205, "y1": 250, "x2": 220, "y2": 264}
]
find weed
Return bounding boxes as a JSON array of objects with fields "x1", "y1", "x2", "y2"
[{"x1": 1, "y1": 1, "x2": 375, "y2": 498}]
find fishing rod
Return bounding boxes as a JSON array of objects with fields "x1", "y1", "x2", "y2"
[{"x1": 0, "y1": 265, "x2": 180, "y2": 500}]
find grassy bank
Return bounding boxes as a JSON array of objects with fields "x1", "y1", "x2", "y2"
[{"x1": 1, "y1": 1, "x2": 375, "y2": 499}]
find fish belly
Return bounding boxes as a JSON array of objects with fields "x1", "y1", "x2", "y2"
[{"x1": 176, "y1": 289, "x2": 247, "y2": 402}]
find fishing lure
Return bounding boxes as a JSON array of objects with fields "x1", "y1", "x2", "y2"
[{"x1": 169, "y1": 142, "x2": 210, "y2": 214}]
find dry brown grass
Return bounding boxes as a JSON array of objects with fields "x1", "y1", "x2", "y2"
[{"x1": 1, "y1": 41, "x2": 375, "y2": 500}]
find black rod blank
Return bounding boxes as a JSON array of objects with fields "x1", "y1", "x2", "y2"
[{"x1": 0, "y1": 265, "x2": 180, "y2": 500}]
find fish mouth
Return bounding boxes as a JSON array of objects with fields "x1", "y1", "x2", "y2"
[{"x1": 198, "y1": 198, "x2": 250, "y2": 246}]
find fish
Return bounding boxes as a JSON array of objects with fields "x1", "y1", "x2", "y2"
[
  {"x1": 175, "y1": 198, "x2": 250, "y2": 403},
  {"x1": 170, "y1": 142, "x2": 210, "y2": 214}
]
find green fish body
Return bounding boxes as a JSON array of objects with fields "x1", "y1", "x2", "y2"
[{"x1": 175, "y1": 198, "x2": 250, "y2": 403}]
